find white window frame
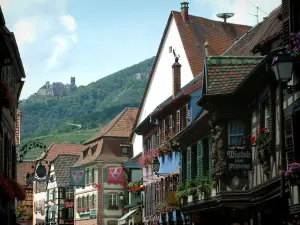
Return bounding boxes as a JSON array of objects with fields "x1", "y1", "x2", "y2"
[
  {"x1": 108, "y1": 194, "x2": 118, "y2": 208},
  {"x1": 66, "y1": 189, "x2": 73, "y2": 199},
  {"x1": 228, "y1": 120, "x2": 245, "y2": 147},
  {"x1": 122, "y1": 147, "x2": 128, "y2": 154}
]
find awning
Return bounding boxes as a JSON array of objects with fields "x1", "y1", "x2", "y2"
[{"x1": 118, "y1": 208, "x2": 139, "y2": 225}]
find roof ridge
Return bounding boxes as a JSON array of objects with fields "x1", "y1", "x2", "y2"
[{"x1": 171, "y1": 10, "x2": 251, "y2": 27}]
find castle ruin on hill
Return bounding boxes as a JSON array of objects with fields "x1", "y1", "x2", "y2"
[{"x1": 37, "y1": 77, "x2": 76, "y2": 97}]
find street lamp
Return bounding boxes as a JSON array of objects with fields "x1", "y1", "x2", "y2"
[
  {"x1": 272, "y1": 52, "x2": 294, "y2": 224},
  {"x1": 152, "y1": 157, "x2": 160, "y2": 174}
]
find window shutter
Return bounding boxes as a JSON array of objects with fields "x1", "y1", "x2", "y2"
[
  {"x1": 169, "y1": 115, "x2": 173, "y2": 135},
  {"x1": 176, "y1": 110, "x2": 181, "y2": 133},
  {"x1": 186, "y1": 146, "x2": 192, "y2": 180},
  {"x1": 285, "y1": 115, "x2": 295, "y2": 164},
  {"x1": 208, "y1": 138, "x2": 213, "y2": 181},
  {"x1": 157, "y1": 126, "x2": 160, "y2": 146},
  {"x1": 197, "y1": 141, "x2": 203, "y2": 178},
  {"x1": 162, "y1": 119, "x2": 166, "y2": 141},
  {"x1": 104, "y1": 194, "x2": 109, "y2": 209},
  {"x1": 282, "y1": 0, "x2": 291, "y2": 47},
  {"x1": 102, "y1": 167, "x2": 108, "y2": 182}
]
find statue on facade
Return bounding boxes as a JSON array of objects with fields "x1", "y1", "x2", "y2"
[{"x1": 209, "y1": 117, "x2": 224, "y2": 177}]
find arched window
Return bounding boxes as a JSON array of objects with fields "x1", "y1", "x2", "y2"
[{"x1": 77, "y1": 197, "x2": 81, "y2": 209}]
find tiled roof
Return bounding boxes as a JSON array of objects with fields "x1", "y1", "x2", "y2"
[
  {"x1": 17, "y1": 161, "x2": 34, "y2": 186},
  {"x1": 15, "y1": 109, "x2": 20, "y2": 145},
  {"x1": 206, "y1": 56, "x2": 265, "y2": 95},
  {"x1": 84, "y1": 107, "x2": 138, "y2": 144},
  {"x1": 41, "y1": 143, "x2": 85, "y2": 163},
  {"x1": 173, "y1": 12, "x2": 251, "y2": 76},
  {"x1": 224, "y1": 6, "x2": 281, "y2": 56},
  {"x1": 130, "y1": 10, "x2": 251, "y2": 141},
  {"x1": 73, "y1": 139, "x2": 129, "y2": 167},
  {"x1": 52, "y1": 154, "x2": 79, "y2": 187}
]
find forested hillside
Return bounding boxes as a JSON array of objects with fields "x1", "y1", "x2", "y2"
[{"x1": 20, "y1": 57, "x2": 154, "y2": 140}]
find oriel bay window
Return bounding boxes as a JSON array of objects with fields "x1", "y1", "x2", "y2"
[{"x1": 228, "y1": 121, "x2": 245, "y2": 147}]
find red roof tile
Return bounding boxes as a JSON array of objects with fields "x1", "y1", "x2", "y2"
[
  {"x1": 130, "y1": 10, "x2": 251, "y2": 141},
  {"x1": 84, "y1": 107, "x2": 138, "y2": 144},
  {"x1": 206, "y1": 56, "x2": 265, "y2": 95},
  {"x1": 41, "y1": 143, "x2": 85, "y2": 163},
  {"x1": 224, "y1": 6, "x2": 281, "y2": 56}
]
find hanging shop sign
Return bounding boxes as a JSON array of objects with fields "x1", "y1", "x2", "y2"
[
  {"x1": 69, "y1": 167, "x2": 85, "y2": 187},
  {"x1": 108, "y1": 167, "x2": 124, "y2": 185},
  {"x1": 226, "y1": 147, "x2": 252, "y2": 174}
]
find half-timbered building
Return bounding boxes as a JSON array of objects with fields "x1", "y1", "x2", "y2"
[
  {"x1": 173, "y1": 1, "x2": 300, "y2": 224},
  {"x1": 0, "y1": 6, "x2": 26, "y2": 225}
]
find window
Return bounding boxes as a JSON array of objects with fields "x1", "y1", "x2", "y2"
[
  {"x1": 68, "y1": 208, "x2": 74, "y2": 218},
  {"x1": 66, "y1": 189, "x2": 73, "y2": 199},
  {"x1": 77, "y1": 197, "x2": 81, "y2": 209},
  {"x1": 86, "y1": 169, "x2": 89, "y2": 184},
  {"x1": 169, "y1": 46, "x2": 172, "y2": 53},
  {"x1": 87, "y1": 195, "x2": 90, "y2": 209},
  {"x1": 108, "y1": 194, "x2": 118, "y2": 208},
  {"x1": 92, "y1": 194, "x2": 95, "y2": 208},
  {"x1": 122, "y1": 147, "x2": 128, "y2": 155},
  {"x1": 91, "y1": 168, "x2": 95, "y2": 183},
  {"x1": 81, "y1": 196, "x2": 85, "y2": 209},
  {"x1": 261, "y1": 100, "x2": 270, "y2": 129},
  {"x1": 228, "y1": 121, "x2": 245, "y2": 146},
  {"x1": 83, "y1": 149, "x2": 88, "y2": 158},
  {"x1": 52, "y1": 189, "x2": 56, "y2": 200}
]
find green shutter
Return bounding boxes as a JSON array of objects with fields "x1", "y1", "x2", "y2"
[
  {"x1": 187, "y1": 146, "x2": 192, "y2": 180},
  {"x1": 102, "y1": 167, "x2": 108, "y2": 182},
  {"x1": 197, "y1": 141, "x2": 203, "y2": 178},
  {"x1": 208, "y1": 138, "x2": 213, "y2": 181},
  {"x1": 179, "y1": 152, "x2": 183, "y2": 183},
  {"x1": 104, "y1": 193, "x2": 109, "y2": 209}
]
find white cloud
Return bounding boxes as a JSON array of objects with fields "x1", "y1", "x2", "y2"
[
  {"x1": 60, "y1": 15, "x2": 77, "y2": 32},
  {"x1": 193, "y1": 0, "x2": 281, "y2": 26},
  {"x1": 46, "y1": 33, "x2": 77, "y2": 70},
  {"x1": 13, "y1": 19, "x2": 36, "y2": 47}
]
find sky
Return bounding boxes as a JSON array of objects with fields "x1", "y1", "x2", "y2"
[{"x1": 0, "y1": 0, "x2": 281, "y2": 99}]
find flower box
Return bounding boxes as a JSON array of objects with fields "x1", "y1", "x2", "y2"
[{"x1": 284, "y1": 162, "x2": 300, "y2": 186}]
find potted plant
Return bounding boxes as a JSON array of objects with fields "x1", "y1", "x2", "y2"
[
  {"x1": 185, "y1": 180, "x2": 197, "y2": 203},
  {"x1": 196, "y1": 177, "x2": 213, "y2": 200},
  {"x1": 284, "y1": 162, "x2": 300, "y2": 186},
  {"x1": 175, "y1": 182, "x2": 187, "y2": 204}
]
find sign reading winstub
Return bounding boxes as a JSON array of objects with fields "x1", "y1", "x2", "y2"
[{"x1": 226, "y1": 147, "x2": 252, "y2": 173}]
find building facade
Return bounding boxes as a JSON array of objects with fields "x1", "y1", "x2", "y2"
[
  {"x1": 130, "y1": 2, "x2": 251, "y2": 156},
  {"x1": 33, "y1": 144, "x2": 85, "y2": 225},
  {"x1": 0, "y1": 6, "x2": 26, "y2": 225},
  {"x1": 73, "y1": 108, "x2": 138, "y2": 225},
  {"x1": 45, "y1": 154, "x2": 79, "y2": 225}
]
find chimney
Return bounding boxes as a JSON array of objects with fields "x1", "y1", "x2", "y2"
[
  {"x1": 181, "y1": 2, "x2": 189, "y2": 23},
  {"x1": 172, "y1": 55, "x2": 182, "y2": 98}
]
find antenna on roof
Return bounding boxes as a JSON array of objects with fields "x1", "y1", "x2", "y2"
[
  {"x1": 247, "y1": 0, "x2": 268, "y2": 24},
  {"x1": 216, "y1": 7, "x2": 234, "y2": 23}
]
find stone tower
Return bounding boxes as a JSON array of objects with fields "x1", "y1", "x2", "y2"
[{"x1": 71, "y1": 77, "x2": 75, "y2": 87}]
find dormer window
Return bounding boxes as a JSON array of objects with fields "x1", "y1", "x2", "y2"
[{"x1": 83, "y1": 149, "x2": 89, "y2": 158}]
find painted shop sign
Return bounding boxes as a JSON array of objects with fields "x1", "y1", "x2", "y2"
[{"x1": 226, "y1": 147, "x2": 252, "y2": 172}]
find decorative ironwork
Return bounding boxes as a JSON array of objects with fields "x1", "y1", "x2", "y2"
[
  {"x1": 197, "y1": 141, "x2": 203, "y2": 177},
  {"x1": 186, "y1": 146, "x2": 192, "y2": 180},
  {"x1": 17, "y1": 141, "x2": 47, "y2": 163}
]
